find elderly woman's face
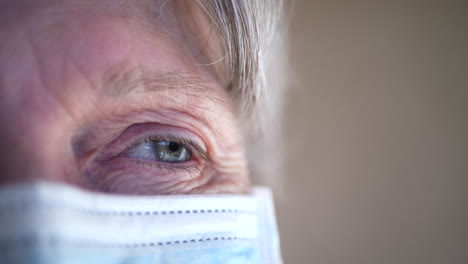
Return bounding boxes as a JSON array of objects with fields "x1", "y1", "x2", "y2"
[{"x1": 0, "y1": 0, "x2": 249, "y2": 194}]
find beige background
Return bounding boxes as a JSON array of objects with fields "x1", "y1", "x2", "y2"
[{"x1": 276, "y1": 1, "x2": 468, "y2": 263}]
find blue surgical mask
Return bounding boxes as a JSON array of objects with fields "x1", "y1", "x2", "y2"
[{"x1": 0, "y1": 182, "x2": 282, "y2": 264}]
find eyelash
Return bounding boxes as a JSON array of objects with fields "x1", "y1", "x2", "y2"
[{"x1": 122, "y1": 134, "x2": 208, "y2": 161}]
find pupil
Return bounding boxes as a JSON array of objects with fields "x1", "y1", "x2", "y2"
[{"x1": 168, "y1": 142, "x2": 180, "y2": 152}]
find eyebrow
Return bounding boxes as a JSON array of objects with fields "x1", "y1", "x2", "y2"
[
  {"x1": 101, "y1": 67, "x2": 231, "y2": 118},
  {"x1": 102, "y1": 68, "x2": 210, "y2": 97}
]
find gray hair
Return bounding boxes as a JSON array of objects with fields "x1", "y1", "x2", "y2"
[{"x1": 191, "y1": 0, "x2": 290, "y2": 186}]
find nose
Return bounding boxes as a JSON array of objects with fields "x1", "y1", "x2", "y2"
[
  {"x1": 0, "y1": 20, "x2": 86, "y2": 188},
  {"x1": 0, "y1": 86, "x2": 82, "y2": 188}
]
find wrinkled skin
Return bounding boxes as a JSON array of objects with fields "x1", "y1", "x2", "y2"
[{"x1": 0, "y1": 0, "x2": 249, "y2": 195}]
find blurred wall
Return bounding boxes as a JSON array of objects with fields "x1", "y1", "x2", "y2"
[{"x1": 277, "y1": 1, "x2": 468, "y2": 263}]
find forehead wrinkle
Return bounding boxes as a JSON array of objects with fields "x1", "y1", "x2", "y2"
[{"x1": 4, "y1": 0, "x2": 179, "y2": 50}]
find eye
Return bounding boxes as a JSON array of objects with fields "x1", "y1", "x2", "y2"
[{"x1": 125, "y1": 140, "x2": 192, "y2": 163}]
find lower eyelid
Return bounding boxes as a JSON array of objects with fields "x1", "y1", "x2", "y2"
[
  {"x1": 103, "y1": 155, "x2": 201, "y2": 174},
  {"x1": 87, "y1": 156, "x2": 207, "y2": 193},
  {"x1": 84, "y1": 165, "x2": 205, "y2": 195},
  {"x1": 137, "y1": 160, "x2": 201, "y2": 174}
]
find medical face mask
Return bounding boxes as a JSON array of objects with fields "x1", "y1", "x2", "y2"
[{"x1": 0, "y1": 182, "x2": 282, "y2": 264}]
